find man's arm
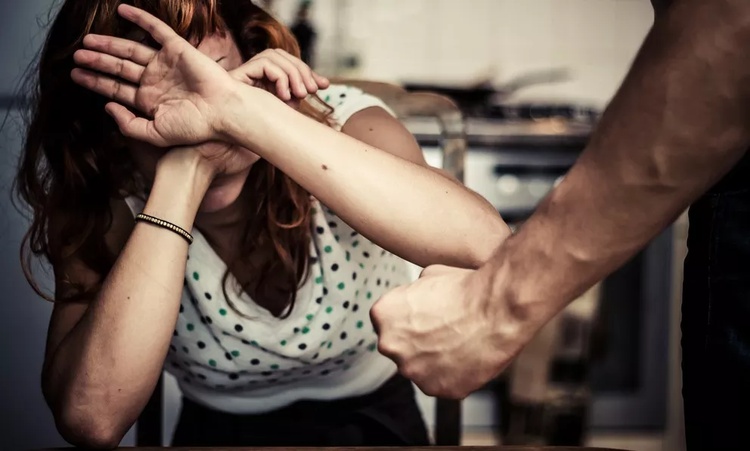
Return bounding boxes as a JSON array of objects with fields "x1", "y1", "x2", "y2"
[
  {"x1": 371, "y1": 0, "x2": 750, "y2": 399},
  {"x1": 487, "y1": 0, "x2": 750, "y2": 324}
]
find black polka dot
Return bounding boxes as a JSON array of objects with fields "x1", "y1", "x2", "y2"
[
  {"x1": 200, "y1": 317, "x2": 207, "y2": 324},
  {"x1": 229, "y1": 373, "x2": 239, "y2": 380},
  {"x1": 173, "y1": 330, "x2": 179, "y2": 337},
  {"x1": 316, "y1": 226, "x2": 325, "y2": 234},
  {"x1": 222, "y1": 331, "x2": 230, "y2": 336},
  {"x1": 299, "y1": 343, "x2": 307, "y2": 350},
  {"x1": 363, "y1": 252, "x2": 370, "y2": 258},
  {"x1": 377, "y1": 278, "x2": 382, "y2": 286},
  {"x1": 214, "y1": 336, "x2": 221, "y2": 344},
  {"x1": 335, "y1": 359, "x2": 345, "y2": 365},
  {"x1": 251, "y1": 359, "x2": 260, "y2": 365},
  {"x1": 312, "y1": 353, "x2": 320, "y2": 359},
  {"x1": 225, "y1": 352, "x2": 233, "y2": 360},
  {"x1": 170, "y1": 345, "x2": 177, "y2": 352},
  {"x1": 179, "y1": 304, "x2": 184, "y2": 313},
  {"x1": 197, "y1": 374, "x2": 207, "y2": 380},
  {"x1": 352, "y1": 304, "x2": 359, "y2": 312},
  {"x1": 340, "y1": 93, "x2": 347, "y2": 98},
  {"x1": 340, "y1": 332, "x2": 348, "y2": 340},
  {"x1": 204, "y1": 292, "x2": 212, "y2": 300},
  {"x1": 323, "y1": 287, "x2": 329, "y2": 296},
  {"x1": 351, "y1": 231, "x2": 358, "y2": 237},
  {"x1": 328, "y1": 221, "x2": 337, "y2": 228},
  {"x1": 309, "y1": 256, "x2": 318, "y2": 265},
  {"x1": 331, "y1": 263, "x2": 339, "y2": 271},
  {"x1": 343, "y1": 301, "x2": 350, "y2": 309},
  {"x1": 182, "y1": 346, "x2": 189, "y2": 353},
  {"x1": 242, "y1": 339, "x2": 251, "y2": 345},
  {"x1": 261, "y1": 371, "x2": 273, "y2": 377},
  {"x1": 294, "y1": 327, "x2": 300, "y2": 333},
  {"x1": 385, "y1": 281, "x2": 391, "y2": 288},
  {"x1": 358, "y1": 339, "x2": 365, "y2": 346},
  {"x1": 234, "y1": 324, "x2": 243, "y2": 332},
  {"x1": 322, "y1": 323, "x2": 331, "y2": 330},
  {"x1": 352, "y1": 272, "x2": 359, "y2": 281},
  {"x1": 321, "y1": 369, "x2": 331, "y2": 375},
  {"x1": 315, "y1": 297, "x2": 323, "y2": 304},
  {"x1": 197, "y1": 341, "x2": 206, "y2": 349},
  {"x1": 205, "y1": 316, "x2": 213, "y2": 325},
  {"x1": 381, "y1": 250, "x2": 386, "y2": 256}
]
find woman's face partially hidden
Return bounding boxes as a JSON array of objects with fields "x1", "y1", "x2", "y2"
[{"x1": 128, "y1": 32, "x2": 261, "y2": 214}]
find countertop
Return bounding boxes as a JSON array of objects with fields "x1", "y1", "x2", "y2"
[{"x1": 402, "y1": 117, "x2": 594, "y2": 148}]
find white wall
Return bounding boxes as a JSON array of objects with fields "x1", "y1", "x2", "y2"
[{"x1": 273, "y1": 0, "x2": 654, "y2": 108}]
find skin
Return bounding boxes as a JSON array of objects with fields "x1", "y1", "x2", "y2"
[
  {"x1": 371, "y1": 0, "x2": 750, "y2": 399},
  {"x1": 47, "y1": 5, "x2": 510, "y2": 448}
]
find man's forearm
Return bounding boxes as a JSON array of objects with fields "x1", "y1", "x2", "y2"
[{"x1": 485, "y1": 0, "x2": 750, "y2": 322}]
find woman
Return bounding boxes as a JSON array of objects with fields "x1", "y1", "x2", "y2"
[{"x1": 17, "y1": 0, "x2": 510, "y2": 448}]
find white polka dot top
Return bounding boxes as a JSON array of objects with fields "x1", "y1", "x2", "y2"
[{"x1": 124, "y1": 85, "x2": 414, "y2": 414}]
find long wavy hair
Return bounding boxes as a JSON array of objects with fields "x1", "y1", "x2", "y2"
[{"x1": 15, "y1": 0, "x2": 332, "y2": 317}]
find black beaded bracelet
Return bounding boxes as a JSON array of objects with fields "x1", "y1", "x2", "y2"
[{"x1": 135, "y1": 213, "x2": 194, "y2": 245}]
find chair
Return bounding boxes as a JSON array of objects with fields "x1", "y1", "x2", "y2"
[{"x1": 136, "y1": 79, "x2": 467, "y2": 447}]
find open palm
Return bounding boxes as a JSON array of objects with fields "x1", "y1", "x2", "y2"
[{"x1": 71, "y1": 4, "x2": 236, "y2": 147}]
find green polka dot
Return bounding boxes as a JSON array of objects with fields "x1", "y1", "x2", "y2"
[
  {"x1": 192, "y1": 271, "x2": 200, "y2": 281},
  {"x1": 366, "y1": 292, "x2": 372, "y2": 300},
  {"x1": 251, "y1": 340, "x2": 259, "y2": 346},
  {"x1": 326, "y1": 306, "x2": 333, "y2": 314},
  {"x1": 280, "y1": 340, "x2": 287, "y2": 346},
  {"x1": 209, "y1": 359, "x2": 217, "y2": 367},
  {"x1": 337, "y1": 282, "x2": 345, "y2": 290},
  {"x1": 315, "y1": 276, "x2": 323, "y2": 284},
  {"x1": 356, "y1": 321, "x2": 364, "y2": 329},
  {"x1": 324, "y1": 95, "x2": 331, "y2": 102},
  {"x1": 186, "y1": 323, "x2": 195, "y2": 331},
  {"x1": 306, "y1": 314, "x2": 314, "y2": 321},
  {"x1": 219, "y1": 308, "x2": 227, "y2": 316},
  {"x1": 368, "y1": 343, "x2": 377, "y2": 352},
  {"x1": 355, "y1": 290, "x2": 360, "y2": 297},
  {"x1": 352, "y1": 240, "x2": 360, "y2": 248},
  {"x1": 320, "y1": 341, "x2": 327, "y2": 347},
  {"x1": 231, "y1": 350, "x2": 240, "y2": 357},
  {"x1": 345, "y1": 251, "x2": 351, "y2": 261},
  {"x1": 324, "y1": 245, "x2": 333, "y2": 253},
  {"x1": 359, "y1": 263, "x2": 365, "y2": 269},
  {"x1": 302, "y1": 326, "x2": 310, "y2": 334},
  {"x1": 271, "y1": 364, "x2": 279, "y2": 370},
  {"x1": 335, "y1": 235, "x2": 340, "y2": 242},
  {"x1": 327, "y1": 342, "x2": 333, "y2": 349}
]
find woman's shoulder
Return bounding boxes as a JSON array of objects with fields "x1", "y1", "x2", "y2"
[{"x1": 318, "y1": 84, "x2": 396, "y2": 130}]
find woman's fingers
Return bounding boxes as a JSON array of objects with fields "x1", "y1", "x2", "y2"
[
  {"x1": 81, "y1": 34, "x2": 156, "y2": 66},
  {"x1": 117, "y1": 4, "x2": 179, "y2": 46},
  {"x1": 272, "y1": 49, "x2": 319, "y2": 94},
  {"x1": 71, "y1": 68, "x2": 138, "y2": 107},
  {"x1": 105, "y1": 102, "x2": 167, "y2": 146},
  {"x1": 257, "y1": 52, "x2": 310, "y2": 98},
  {"x1": 74, "y1": 49, "x2": 145, "y2": 83}
]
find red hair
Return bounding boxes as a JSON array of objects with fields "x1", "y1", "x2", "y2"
[{"x1": 16, "y1": 0, "x2": 332, "y2": 317}]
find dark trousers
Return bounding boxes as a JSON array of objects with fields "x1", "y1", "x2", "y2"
[
  {"x1": 683, "y1": 152, "x2": 750, "y2": 450},
  {"x1": 171, "y1": 373, "x2": 430, "y2": 446}
]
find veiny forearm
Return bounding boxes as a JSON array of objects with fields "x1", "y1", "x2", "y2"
[
  {"x1": 223, "y1": 89, "x2": 510, "y2": 269},
  {"x1": 45, "y1": 156, "x2": 210, "y2": 447},
  {"x1": 488, "y1": 0, "x2": 750, "y2": 319}
]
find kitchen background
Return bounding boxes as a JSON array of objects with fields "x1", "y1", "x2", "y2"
[{"x1": 0, "y1": 1, "x2": 684, "y2": 450}]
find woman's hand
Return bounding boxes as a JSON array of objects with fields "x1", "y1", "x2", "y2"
[
  {"x1": 71, "y1": 4, "x2": 234, "y2": 147},
  {"x1": 230, "y1": 49, "x2": 329, "y2": 104},
  {"x1": 70, "y1": 4, "x2": 327, "y2": 148}
]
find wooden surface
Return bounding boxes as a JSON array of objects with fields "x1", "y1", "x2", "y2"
[{"x1": 38, "y1": 447, "x2": 631, "y2": 450}]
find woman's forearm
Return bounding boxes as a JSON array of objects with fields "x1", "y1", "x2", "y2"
[
  {"x1": 46, "y1": 154, "x2": 211, "y2": 447},
  {"x1": 222, "y1": 87, "x2": 510, "y2": 268}
]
